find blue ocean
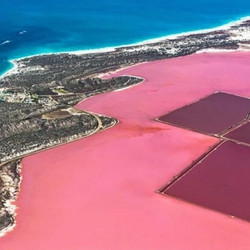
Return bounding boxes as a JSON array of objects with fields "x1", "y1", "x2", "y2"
[{"x1": 1, "y1": 0, "x2": 250, "y2": 75}]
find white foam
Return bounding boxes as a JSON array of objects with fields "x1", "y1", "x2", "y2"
[
  {"x1": 0, "y1": 40, "x2": 11, "y2": 46},
  {"x1": 19, "y1": 30, "x2": 27, "y2": 35}
]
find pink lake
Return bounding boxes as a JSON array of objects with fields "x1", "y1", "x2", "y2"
[{"x1": 1, "y1": 51, "x2": 250, "y2": 249}]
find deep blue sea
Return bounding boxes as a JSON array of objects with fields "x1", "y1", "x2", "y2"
[{"x1": 1, "y1": 0, "x2": 250, "y2": 75}]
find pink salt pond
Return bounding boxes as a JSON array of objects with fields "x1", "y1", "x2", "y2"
[
  {"x1": 224, "y1": 121, "x2": 250, "y2": 146},
  {"x1": 2, "y1": 51, "x2": 250, "y2": 249},
  {"x1": 157, "y1": 91, "x2": 250, "y2": 136},
  {"x1": 160, "y1": 141, "x2": 250, "y2": 222},
  {"x1": 157, "y1": 90, "x2": 250, "y2": 222}
]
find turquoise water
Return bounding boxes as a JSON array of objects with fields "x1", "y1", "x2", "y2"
[{"x1": 1, "y1": 0, "x2": 250, "y2": 75}]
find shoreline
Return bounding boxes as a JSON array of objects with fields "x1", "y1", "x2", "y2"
[{"x1": 1, "y1": 15, "x2": 250, "y2": 79}]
